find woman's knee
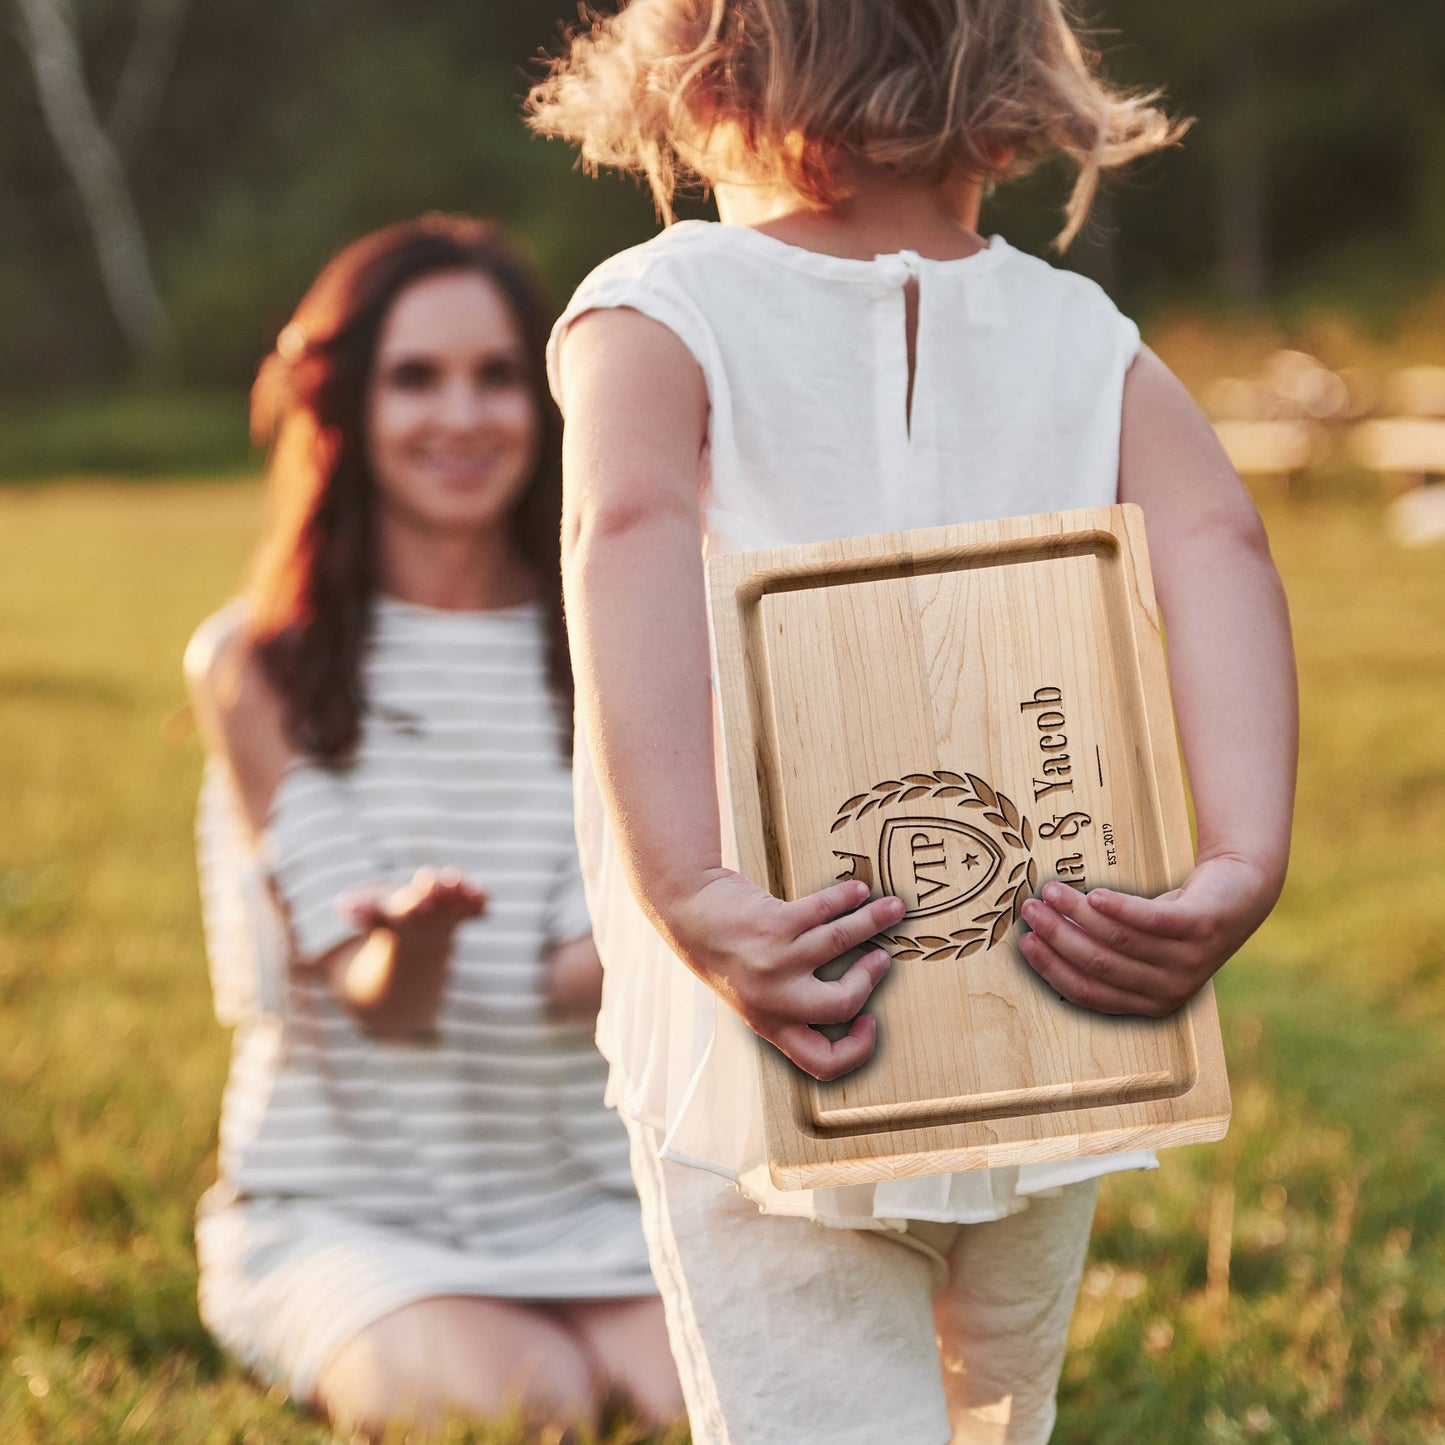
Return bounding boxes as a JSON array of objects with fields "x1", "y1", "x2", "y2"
[
  {"x1": 563, "y1": 1296, "x2": 686, "y2": 1428},
  {"x1": 315, "y1": 1296, "x2": 599, "y2": 1434},
  {"x1": 315, "y1": 1316, "x2": 422, "y2": 1432}
]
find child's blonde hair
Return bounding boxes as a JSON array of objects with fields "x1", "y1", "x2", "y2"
[{"x1": 527, "y1": 0, "x2": 1186, "y2": 248}]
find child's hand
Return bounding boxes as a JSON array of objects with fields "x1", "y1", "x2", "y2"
[
  {"x1": 1017, "y1": 855, "x2": 1277, "y2": 1017},
  {"x1": 664, "y1": 871, "x2": 906, "y2": 1081}
]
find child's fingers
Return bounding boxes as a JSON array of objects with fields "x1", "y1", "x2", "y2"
[
  {"x1": 792, "y1": 948, "x2": 891, "y2": 1025},
  {"x1": 1083, "y1": 886, "x2": 1200, "y2": 941},
  {"x1": 1034, "y1": 883, "x2": 1189, "y2": 965},
  {"x1": 1018, "y1": 932, "x2": 1164, "y2": 1017},
  {"x1": 1020, "y1": 900, "x2": 1160, "y2": 996},
  {"x1": 794, "y1": 895, "x2": 906, "y2": 968},
  {"x1": 773, "y1": 1014, "x2": 878, "y2": 1081},
  {"x1": 781, "y1": 879, "x2": 872, "y2": 935}
]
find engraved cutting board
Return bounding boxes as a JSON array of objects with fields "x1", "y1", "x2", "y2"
[{"x1": 706, "y1": 505, "x2": 1231, "y2": 1191}]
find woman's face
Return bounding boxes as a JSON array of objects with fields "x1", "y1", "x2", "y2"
[{"x1": 364, "y1": 270, "x2": 541, "y2": 535}]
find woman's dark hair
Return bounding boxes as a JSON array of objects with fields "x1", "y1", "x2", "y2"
[{"x1": 247, "y1": 214, "x2": 570, "y2": 766}]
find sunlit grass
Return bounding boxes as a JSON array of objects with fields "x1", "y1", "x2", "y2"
[{"x1": 0, "y1": 478, "x2": 1441, "y2": 1442}]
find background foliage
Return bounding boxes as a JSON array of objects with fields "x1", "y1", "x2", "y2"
[{"x1": 3, "y1": 0, "x2": 1445, "y2": 402}]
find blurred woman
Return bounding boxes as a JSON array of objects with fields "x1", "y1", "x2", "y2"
[{"x1": 185, "y1": 214, "x2": 683, "y2": 1437}]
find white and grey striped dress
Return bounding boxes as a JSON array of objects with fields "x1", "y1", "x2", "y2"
[{"x1": 193, "y1": 596, "x2": 655, "y2": 1402}]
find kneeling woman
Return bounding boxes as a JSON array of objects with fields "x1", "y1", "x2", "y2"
[{"x1": 187, "y1": 215, "x2": 682, "y2": 1437}]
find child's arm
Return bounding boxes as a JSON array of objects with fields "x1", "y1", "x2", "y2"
[
  {"x1": 557, "y1": 309, "x2": 906, "y2": 1081},
  {"x1": 1017, "y1": 347, "x2": 1298, "y2": 1016}
]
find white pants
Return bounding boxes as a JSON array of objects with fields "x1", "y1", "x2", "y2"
[{"x1": 624, "y1": 1116, "x2": 1098, "y2": 1445}]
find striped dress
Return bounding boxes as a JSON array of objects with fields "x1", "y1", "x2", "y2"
[{"x1": 193, "y1": 596, "x2": 655, "y2": 1402}]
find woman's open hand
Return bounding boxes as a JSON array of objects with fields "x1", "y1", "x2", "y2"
[
  {"x1": 329, "y1": 867, "x2": 488, "y2": 1037},
  {"x1": 662, "y1": 871, "x2": 906, "y2": 1081},
  {"x1": 1017, "y1": 854, "x2": 1278, "y2": 1017},
  {"x1": 341, "y1": 866, "x2": 488, "y2": 939}
]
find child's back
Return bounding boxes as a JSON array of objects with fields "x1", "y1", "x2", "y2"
[
  {"x1": 546, "y1": 204, "x2": 1160, "y2": 1222},
  {"x1": 532, "y1": 4, "x2": 1295, "y2": 1440},
  {"x1": 554, "y1": 217, "x2": 1138, "y2": 552}
]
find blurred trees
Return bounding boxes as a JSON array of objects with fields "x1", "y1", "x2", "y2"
[
  {"x1": 1098, "y1": 0, "x2": 1445, "y2": 308},
  {"x1": 1, "y1": 1, "x2": 662, "y2": 392},
  {"x1": 13, "y1": 0, "x2": 184, "y2": 358},
  {"x1": 2, "y1": 0, "x2": 1443, "y2": 397}
]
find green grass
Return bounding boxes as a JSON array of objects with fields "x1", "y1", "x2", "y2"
[{"x1": 1, "y1": 480, "x2": 1442, "y2": 1443}]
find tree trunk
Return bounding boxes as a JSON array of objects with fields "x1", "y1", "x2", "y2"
[{"x1": 15, "y1": 0, "x2": 170, "y2": 360}]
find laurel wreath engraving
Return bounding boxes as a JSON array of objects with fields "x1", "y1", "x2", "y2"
[
  {"x1": 879, "y1": 853, "x2": 1040, "y2": 960},
  {"x1": 831, "y1": 771, "x2": 1038, "y2": 961}
]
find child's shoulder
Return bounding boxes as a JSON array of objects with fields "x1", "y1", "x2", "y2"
[
  {"x1": 997, "y1": 243, "x2": 1130, "y2": 317},
  {"x1": 994, "y1": 245, "x2": 1140, "y2": 362},
  {"x1": 549, "y1": 224, "x2": 725, "y2": 400}
]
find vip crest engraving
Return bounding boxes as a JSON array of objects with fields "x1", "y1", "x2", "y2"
[
  {"x1": 830, "y1": 770, "x2": 1039, "y2": 962},
  {"x1": 878, "y1": 816, "x2": 1002, "y2": 916}
]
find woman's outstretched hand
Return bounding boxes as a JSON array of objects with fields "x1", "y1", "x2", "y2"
[
  {"x1": 341, "y1": 866, "x2": 488, "y2": 938},
  {"x1": 661, "y1": 871, "x2": 907, "y2": 1081},
  {"x1": 329, "y1": 867, "x2": 488, "y2": 1038},
  {"x1": 1017, "y1": 854, "x2": 1279, "y2": 1017}
]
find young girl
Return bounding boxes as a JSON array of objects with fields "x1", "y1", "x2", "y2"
[
  {"x1": 185, "y1": 216, "x2": 682, "y2": 1436},
  {"x1": 530, "y1": 5, "x2": 1297, "y2": 1442}
]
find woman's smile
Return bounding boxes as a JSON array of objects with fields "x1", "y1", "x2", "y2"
[{"x1": 411, "y1": 447, "x2": 509, "y2": 486}]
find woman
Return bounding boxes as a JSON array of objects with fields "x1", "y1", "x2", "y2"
[{"x1": 186, "y1": 214, "x2": 683, "y2": 1437}]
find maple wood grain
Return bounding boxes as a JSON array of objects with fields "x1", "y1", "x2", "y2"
[{"x1": 706, "y1": 505, "x2": 1231, "y2": 1190}]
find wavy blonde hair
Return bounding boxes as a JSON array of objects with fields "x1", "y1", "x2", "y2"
[{"x1": 527, "y1": 0, "x2": 1187, "y2": 247}]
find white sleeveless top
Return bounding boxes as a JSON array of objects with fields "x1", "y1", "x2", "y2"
[{"x1": 547, "y1": 220, "x2": 1157, "y2": 1227}]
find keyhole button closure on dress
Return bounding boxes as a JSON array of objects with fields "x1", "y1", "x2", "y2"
[
  {"x1": 876, "y1": 251, "x2": 920, "y2": 288},
  {"x1": 878, "y1": 252, "x2": 924, "y2": 442}
]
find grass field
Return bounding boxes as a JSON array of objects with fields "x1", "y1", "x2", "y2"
[{"x1": 0, "y1": 479, "x2": 1442, "y2": 1443}]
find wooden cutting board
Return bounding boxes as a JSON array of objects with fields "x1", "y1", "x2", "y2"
[{"x1": 706, "y1": 504, "x2": 1230, "y2": 1191}]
